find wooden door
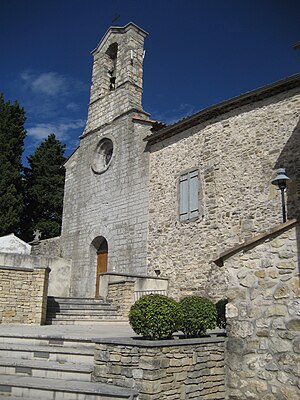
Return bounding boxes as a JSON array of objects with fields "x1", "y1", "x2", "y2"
[{"x1": 95, "y1": 250, "x2": 107, "y2": 298}]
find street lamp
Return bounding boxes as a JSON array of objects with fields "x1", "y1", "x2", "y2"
[{"x1": 271, "y1": 168, "x2": 290, "y2": 223}]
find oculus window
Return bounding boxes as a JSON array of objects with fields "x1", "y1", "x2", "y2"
[
  {"x1": 179, "y1": 169, "x2": 200, "y2": 221},
  {"x1": 91, "y1": 138, "x2": 114, "y2": 174}
]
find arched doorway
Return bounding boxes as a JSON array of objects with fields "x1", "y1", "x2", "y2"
[{"x1": 92, "y1": 237, "x2": 108, "y2": 298}]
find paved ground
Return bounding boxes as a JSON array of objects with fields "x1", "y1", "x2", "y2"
[{"x1": 0, "y1": 322, "x2": 135, "y2": 340}]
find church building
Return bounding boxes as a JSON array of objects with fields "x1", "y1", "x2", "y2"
[
  {"x1": 1, "y1": 22, "x2": 299, "y2": 398},
  {"x1": 58, "y1": 22, "x2": 300, "y2": 301}
]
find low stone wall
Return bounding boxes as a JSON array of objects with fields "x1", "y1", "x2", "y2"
[
  {"x1": 93, "y1": 336, "x2": 225, "y2": 400},
  {"x1": 0, "y1": 265, "x2": 49, "y2": 324},
  {"x1": 30, "y1": 236, "x2": 62, "y2": 257},
  {"x1": 103, "y1": 273, "x2": 169, "y2": 320},
  {"x1": 217, "y1": 221, "x2": 300, "y2": 399},
  {"x1": 0, "y1": 252, "x2": 71, "y2": 298},
  {"x1": 107, "y1": 281, "x2": 135, "y2": 319}
]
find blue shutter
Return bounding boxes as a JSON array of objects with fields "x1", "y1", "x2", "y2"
[
  {"x1": 189, "y1": 170, "x2": 199, "y2": 219},
  {"x1": 179, "y1": 173, "x2": 189, "y2": 221}
]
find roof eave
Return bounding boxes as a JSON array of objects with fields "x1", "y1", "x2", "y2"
[{"x1": 144, "y1": 73, "x2": 300, "y2": 144}]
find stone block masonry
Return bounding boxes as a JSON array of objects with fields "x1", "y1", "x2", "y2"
[
  {"x1": 0, "y1": 262, "x2": 49, "y2": 324},
  {"x1": 93, "y1": 336, "x2": 225, "y2": 399},
  {"x1": 107, "y1": 280, "x2": 135, "y2": 319},
  {"x1": 217, "y1": 220, "x2": 300, "y2": 400},
  {"x1": 147, "y1": 86, "x2": 300, "y2": 301}
]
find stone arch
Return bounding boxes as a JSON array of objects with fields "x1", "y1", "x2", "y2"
[{"x1": 106, "y1": 42, "x2": 118, "y2": 90}]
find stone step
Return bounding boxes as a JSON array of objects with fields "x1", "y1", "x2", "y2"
[
  {"x1": 47, "y1": 309, "x2": 118, "y2": 316},
  {"x1": 0, "y1": 357, "x2": 93, "y2": 381},
  {"x1": 48, "y1": 297, "x2": 106, "y2": 305},
  {"x1": 47, "y1": 303, "x2": 117, "y2": 311},
  {"x1": 0, "y1": 343, "x2": 94, "y2": 364},
  {"x1": 47, "y1": 317, "x2": 126, "y2": 325},
  {"x1": 0, "y1": 335, "x2": 95, "y2": 349},
  {"x1": 0, "y1": 375, "x2": 138, "y2": 399},
  {"x1": 46, "y1": 296, "x2": 120, "y2": 325}
]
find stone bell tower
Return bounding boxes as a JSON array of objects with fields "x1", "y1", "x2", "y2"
[
  {"x1": 61, "y1": 23, "x2": 153, "y2": 297},
  {"x1": 83, "y1": 23, "x2": 147, "y2": 136}
]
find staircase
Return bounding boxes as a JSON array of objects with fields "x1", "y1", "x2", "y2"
[
  {"x1": 0, "y1": 333, "x2": 137, "y2": 399},
  {"x1": 46, "y1": 297, "x2": 121, "y2": 325}
]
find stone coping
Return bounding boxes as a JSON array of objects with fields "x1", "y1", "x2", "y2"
[
  {"x1": 100, "y1": 271, "x2": 168, "y2": 281},
  {"x1": 93, "y1": 334, "x2": 226, "y2": 347},
  {"x1": 213, "y1": 218, "x2": 298, "y2": 267},
  {"x1": 108, "y1": 280, "x2": 130, "y2": 285},
  {"x1": 0, "y1": 265, "x2": 43, "y2": 272}
]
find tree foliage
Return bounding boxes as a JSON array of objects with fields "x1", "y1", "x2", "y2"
[
  {"x1": 22, "y1": 133, "x2": 66, "y2": 241},
  {"x1": 0, "y1": 93, "x2": 26, "y2": 236}
]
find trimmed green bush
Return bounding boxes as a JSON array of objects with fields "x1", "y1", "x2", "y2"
[
  {"x1": 179, "y1": 296, "x2": 217, "y2": 338},
  {"x1": 129, "y1": 294, "x2": 180, "y2": 340},
  {"x1": 216, "y1": 298, "x2": 228, "y2": 329}
]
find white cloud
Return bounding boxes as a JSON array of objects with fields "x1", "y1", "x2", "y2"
[
  {"x1": 66, "y1": 102, "x2": 80, "y2": 111},
  {"x1": 21, "y1": 71, "x2": 68, "y2": 96},
  {"x1": 27, "y1": 119, "x2": 85, "y2": 141}
]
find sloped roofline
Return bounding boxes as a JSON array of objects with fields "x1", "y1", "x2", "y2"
[
  {"x1": 144, "y1": 72, "x2": 300, "y2": 144},
  {"x1": 213, "y1": 218, "x2": 298, "y2": 267},
  {"x1": 92, "y1": 22, "x2": 148, "y2": 55}
]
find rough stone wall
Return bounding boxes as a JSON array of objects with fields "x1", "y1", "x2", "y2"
[
  {"x1": 0, "y1": 266, "x2": 49, "y2": 324},
  {"x1": 94, "y1": 337, "x2": 225, "y2": 400},
  {"x1": 107, "y1": 281, "x2": 135, "y2": 319},
  {"x1": 147, "y1": 88, "x2": 300, "y2": 300},
  {"x1": 223, "y1": 224, "x2": 300, "y2": 400},
  {"x1": 61, "y1": 23, "x2": 151, "y2": 297},
  {"x1": 30, "y1": 236, "x2": 62, "y2": 257}
]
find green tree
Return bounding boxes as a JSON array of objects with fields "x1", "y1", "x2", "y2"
[
  {"x1": 0, "y1": 93, "x2": 26, "y2": 236},
  {"x1": 22, "y1": 133, "x2": 66, "y2": 241}
]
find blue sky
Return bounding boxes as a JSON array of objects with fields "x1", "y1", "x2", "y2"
[{"x1": 1, "y1": 0, "x2": 299, "y2": 161}]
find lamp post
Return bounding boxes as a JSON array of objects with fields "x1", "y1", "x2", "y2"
[{"x1": 271, "y1": 168, "x2": 290, "y2": 223}]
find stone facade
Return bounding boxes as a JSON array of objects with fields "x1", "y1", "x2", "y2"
[
  {"x1": 93, "y1": 336, "x2": 225, "y2": 400},
  {"x1": 61, "y1": 23, "x2": 152, "y2": 297},
  {"x1": 218, "y1": 221, "x2": 300, "y2": 400},
  {"x1": 146, "y1": 82, "x2": 300, "y2": 300},
  {"x1": 0, "y1": 263, "x2": 49, "y2": 324},
  {"x1": 59, "y1": 22, "x2": 300, "y2": 305}
]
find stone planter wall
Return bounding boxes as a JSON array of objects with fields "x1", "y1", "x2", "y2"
[
  {"x1": 219, "y1": 222, "x2": 300, "y2": 400},
  {"x1": 93, "y1": 336, "x2": 225, "y2": 400},
  {"x1": 0, "y1": 264, "x2": 49, "y2": 324}
]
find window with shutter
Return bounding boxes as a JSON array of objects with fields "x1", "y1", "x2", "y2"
[{"x1": 179, "y1": 169, "x2": 199, "y2": 221}]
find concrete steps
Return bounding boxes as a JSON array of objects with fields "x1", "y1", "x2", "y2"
[
  {"x1": 0, "y1": 334, "x2": 137, "y2": 399},
  {"x1": 0, "y1": 375, "x2": 137, "y2": 399},
  {"x1": 46, "y1": 297, "x2": 120, "y2": 325},
  {"x1": 0, "y1": 357, "x2": 93, "y2": 381}
]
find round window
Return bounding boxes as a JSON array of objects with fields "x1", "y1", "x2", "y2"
[{"x1": 91, "y1": 138, "x2": 114, "y2": 174}]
